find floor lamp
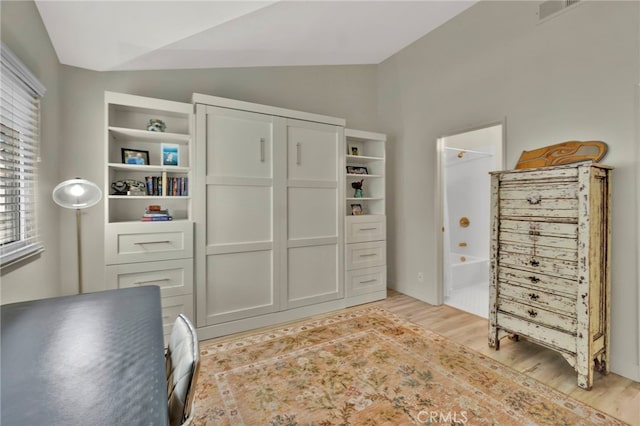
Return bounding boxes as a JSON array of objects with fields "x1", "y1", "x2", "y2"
[{"x1": 52, "y1": 178, "x2": 102, "y2": 294}]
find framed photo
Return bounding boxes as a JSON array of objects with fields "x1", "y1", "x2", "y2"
[
  {"x1": 351, "y1": 204, "x2": 363, "y2": 215},
  {"x1": 346, "y1": 166, "x2": 368, "y2": 175},
  {"x1": 348, "y1": 144, "x2": 359, "y2": 156},
  {"x1": 161, "y1": 143, "x2": 179, "y2": 166},
  {"x1": 122, "y1": 148, "x2": 149, "y2": 165}
]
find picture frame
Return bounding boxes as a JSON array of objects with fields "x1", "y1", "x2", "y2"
[
  {"x1": 161, "y1": 143, "x2": 179, "y2": 166},
  {"x1": 122, "y1": 148, "x2": 149, "y2": 165},
  {"x1": 351, "y1": 204, "x2": 363, "y2": 215},
  {"x1": 346, "y1": 165, "x2": 368, "y2": 175},
  {"x1": 348, "y1": 144, "x2": 359, "y2": 156}
]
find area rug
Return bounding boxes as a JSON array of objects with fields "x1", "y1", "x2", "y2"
[{"x1": 191, "y1": 307, "x2": 626, "y2": 425}]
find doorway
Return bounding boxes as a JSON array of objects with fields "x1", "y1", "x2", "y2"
[{"x1": 438, "y1": 124, "x2": 503, "y2": 318}]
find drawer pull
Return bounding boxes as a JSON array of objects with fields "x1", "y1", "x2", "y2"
[
  {"x1": 526, "y1": 196, "x2": 542, "y2": 205},
  {"x1": 529, "y1": 258, "x2": 540, "y2": 267},
  {"x1": 359, "y1": 227, "x2": 378, "y2": 231},
  {"x1": 528, "y1": 293, "x2": 540, "y2": 301},
  {"x1": 359, "y1": 279, "x2": 377, "y2": 284},
  {"x1": 528, "y1": 276, "x2": 540, "y2": 283},
  {"x1": 134, "y1": 240, "x2": 171, "y2": 245},
  {"x1": 133, "y1": 278, "x2": 171, "y2": 285},
  {"x1": 527, "y1": 309, "x2": 538, "y2": 318},
  {"x1": 359, "y1": 253, "x2": 377, "y2": 257},
  {"x1": 528, "y1": 230, "x2": 541, "y2": 236}
]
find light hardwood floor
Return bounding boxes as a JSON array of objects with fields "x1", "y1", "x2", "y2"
[{"x1": 373, "y1": 290, "x2": 640, "y2": 425}]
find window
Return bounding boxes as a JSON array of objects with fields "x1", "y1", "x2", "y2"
[{"x1": 0, "y1": 43, "x2": 46, "y2": 268}]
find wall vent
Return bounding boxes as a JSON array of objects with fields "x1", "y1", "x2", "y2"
[{"x1": 538, "y1": 0, "x2": 581, "y2": 21}]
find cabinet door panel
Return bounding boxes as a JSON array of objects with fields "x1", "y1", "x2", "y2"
[
  {"x1": 288, "y1": 187, "x2": 337, "y2": 240},
  {"x1": 287, "y1": 244, "x2": 340, "y2": 308},
  {"x1": 206, "y1": 250, "x2": 275, "y2": 324},
  {"x1": 287, "y1": 121, "x2": 338, "y2": 181},
  {"x1": 206, "y1": 106, "x2": 273, "y2": 179},
  {"x1": 207, "y1": 185, "x2": 272, "y2": 245}
]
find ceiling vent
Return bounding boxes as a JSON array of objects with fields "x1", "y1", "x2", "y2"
[{"x1": 538, "y1": 0, "x2": 581, "y2": 21}]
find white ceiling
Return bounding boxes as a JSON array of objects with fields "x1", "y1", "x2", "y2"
[{"x1": 34, "y1": 1, "x2": 477, "y2": 72}]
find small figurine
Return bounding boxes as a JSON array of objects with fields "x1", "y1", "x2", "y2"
[
  {"x1": 147, "y1": 119, "x2": 166, "y2": 132},
  {"x1": 352, "y1": 179, "x2": 364, "y2": 198}
]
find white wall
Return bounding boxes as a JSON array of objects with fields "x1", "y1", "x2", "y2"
[
  {"x1": 0, "y1": 1, "x2": 62, "y2": 303},
  {"x1": 378, "y1": 1, "x2": 639, "y2": 379}
]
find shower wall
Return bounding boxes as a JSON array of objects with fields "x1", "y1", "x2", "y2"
[{"x1": 444, "y1": 150, "x2": 494, "y2": 260}]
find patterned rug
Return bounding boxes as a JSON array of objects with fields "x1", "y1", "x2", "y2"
[{"x1": 191, "y1": 307, "x2": 626, "y2": 425}]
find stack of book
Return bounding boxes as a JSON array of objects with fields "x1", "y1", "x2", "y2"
[{"x1": 141, "y1": 205, "x2": 173, "y2": 221}]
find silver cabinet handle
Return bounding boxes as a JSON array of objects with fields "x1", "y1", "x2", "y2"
[
  {"x1": 133, "y1": 278, "x2": 171, "y2": 285},
  {"x1": 359, "y1": 279, "x2": 377, "y2": 284},
  {"x1": 134, "y1": 240, "x2": 170, "y2": 245},
  {"x1": 260, "y1": 137, "x2": 265, "y2": 162},
  {"x1": 359, "y1": 253, "x2": 377, "y2": 257},
  {"x1": 359, "y1": 227, "x2": 377, "y2": 231},
  {"x1": 296, "y1": 142, "x2": 301, "y2": 165}
]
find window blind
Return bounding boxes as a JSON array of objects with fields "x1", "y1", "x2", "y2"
[{"x1": 0, "y1": 43, "x2": 46, "y2": 268}]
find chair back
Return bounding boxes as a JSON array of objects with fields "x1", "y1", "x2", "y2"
[{"x1": 166, "y1": 314, "x2": 200, "y2": 426}]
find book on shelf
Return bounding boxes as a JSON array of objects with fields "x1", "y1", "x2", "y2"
[
  {"x1": 141, "y1": 216, "x2": 173, "y2": 221},
  {"x1": 141, "y1": 205, "x2": 172, "y2": 221},
  {"x1": 145, "y1": 176, "x2": 189, "y2": 196}
]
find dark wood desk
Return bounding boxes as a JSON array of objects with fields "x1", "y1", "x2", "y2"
[{"x1": 1, "y1": 286, "x2": 168, "y2": 426}]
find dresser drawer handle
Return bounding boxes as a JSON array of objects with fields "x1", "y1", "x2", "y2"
[
  {"x1": 134, "y1": 240, "x2": 171, "y2": 245},
  {"x1": 526, "y1": 196, "x2": 542, "y2": 205},
  {"x1": 529, "y1": 259, "x2": 540, "y2": 267},
  {"x1": 527, "y1": 309, "x2": 538, "y2": 318},
  {"x1": 528, "y1": 230, "x2": 541, "y2": 236},
  {"x1": 359, "y1": 227, "x2": 378, "y2": 231},
  {"x1": 359, "y1": 253, "x2": 377, "y2": 258},
  {"x1": 528, "y1": 293, "x2": 540, "y2": 301},
  {"x1": 528, "y1": 276, "x2": 540, "y2": 283},
  {"x1": 359, "y1": 279, "x2": 377, "y2": 284}
]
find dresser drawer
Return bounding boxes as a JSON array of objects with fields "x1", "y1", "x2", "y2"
[
  {"x1": 499, "y1": 183, "x2": 577, "y2": 219},
  {"x1": 346, "y1": 241, "x2": 386, "y2": 270},
  {"x1": 496, "y1": 312, "x2": 576, "y2": 354},
  {"x1": 499, "y1": 266, "x2": 576, "y2": 297},
  {"x1": 500, "y1": 219, "x2": 577, "y2": 239},
  {"x1": 498, "y1": 281, "x2": 575, "y2": 315},
  {"x1": 499, "y1": 240, "x2": 577, "y2": 262},
  {"x1": 346, "y1": 215, "x2": 386, "y2": 243},
  {"x1": 105, "y1": 258, "x2": 193, "y2": 297},
  {"x1": 106, "y1": 221, "x2": 193, "y2": 264},
  {"x1": 161, "y1": 294, "x2": 194, "y2": 345},
  {"x1": 498, "y1": 298, "x2": 577, "y2": 333},
  {"x1": 498, "y1": 253, "x2": 577, "y2": 279},
  {"x1": 346, "y1": 265, "x2": 386, "y2": 297}
]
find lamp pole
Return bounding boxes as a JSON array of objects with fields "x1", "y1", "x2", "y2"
[{"x1": 76, "y1": 208, "x2": 83, "y2": 294}]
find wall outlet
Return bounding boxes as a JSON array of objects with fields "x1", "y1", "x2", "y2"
[{"x1": 417, "y1": 272, "x2": 424, "y2": 282}]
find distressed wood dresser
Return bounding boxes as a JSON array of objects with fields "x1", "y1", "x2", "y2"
[{"x1": 488, "y1": 163, "x2": 612, "y2": 390}]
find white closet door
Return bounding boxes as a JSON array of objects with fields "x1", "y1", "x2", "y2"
[
  {"x1": 196, "y1": 105, "x2": 283, "y2": 326},
  {"x1": 283, "y1": 119, "x2": 344, "y2": 309}
]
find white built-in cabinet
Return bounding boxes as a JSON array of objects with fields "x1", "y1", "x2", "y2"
[
  {"x1": 344, "y1": 129, "x2": 387, "y2": 298},
  {"x1": 103, "y1": 92, "x2": 194, "y2": 343},
  {"x1": 193, "y1": 95, "x2": 346, "y2": 336}
]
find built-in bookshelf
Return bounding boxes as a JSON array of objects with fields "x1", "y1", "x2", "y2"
[
  {"x1": 105, "y1": 92, "x2": 192, "y2": 223},
  {"x1": 345, "y1": 129, "x2": 386, "y2": 217}
]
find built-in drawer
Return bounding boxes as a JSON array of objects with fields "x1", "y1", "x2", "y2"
[
  {"x1": 346, "y1": 241, "x2": 386, "y2": 270},
  {"x1": 496, "y1": 312, "x2": 576, "y2": 354},
  {"x1": 105, "y1": 258, "x2": 193, "y2": 297},
  {"x1": 498, "y1": 266, "x2": 576, "y2": 297},
  {"x1": 346, "y1": 215, "x2": 386, "y2": 243},
  {"x1": 498, "y1": 252, "x2": 577, "y2": 279},
  {"x1": 499, "y1": 183, "x2": 578, "y2": 219},
  {"x1": 161, "y1": 294, "x2": 194, "y2": 345},
  {"x1": 498, "y1": 281, "x2": 575, "y2": 316},
  {"x1": 105, "y1": 221, "x2": 193, "y2": 264},
  {"x1": 346, "y1": 265, "x2": 386, "y2": 297}
]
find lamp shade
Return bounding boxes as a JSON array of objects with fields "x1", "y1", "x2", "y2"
[{"x1": 52, "y1": 179, "x2": 102, "y2": 209}]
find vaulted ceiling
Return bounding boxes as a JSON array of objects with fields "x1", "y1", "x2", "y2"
[{"x1": 35, "y1": 1, "x2": 476, "y2": 71}]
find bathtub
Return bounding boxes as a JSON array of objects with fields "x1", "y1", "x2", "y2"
[{"x1": 449, "y1": 253, "x2": 489, "y2": 291}]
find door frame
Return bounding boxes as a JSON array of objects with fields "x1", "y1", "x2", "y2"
[{"x1": 435, "y1": 119, "x2": 506, "y2": 305}]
